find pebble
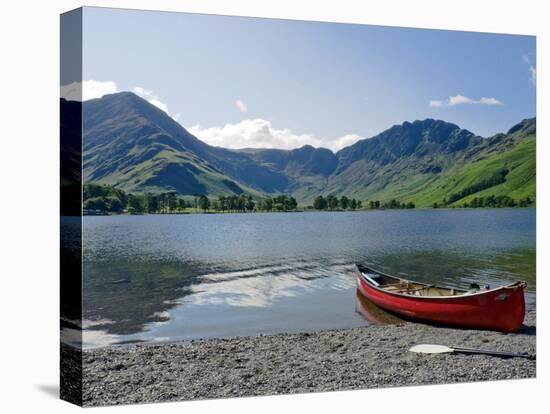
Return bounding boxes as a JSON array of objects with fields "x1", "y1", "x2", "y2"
[{"x1": 62, "y1": 310, "x2": 535, "y2": 407}]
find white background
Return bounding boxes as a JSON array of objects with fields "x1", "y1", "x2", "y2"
[{"x1": 0, "y1": 0, "x2": 546, "y2": 412}]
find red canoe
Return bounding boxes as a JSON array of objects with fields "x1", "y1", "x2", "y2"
[{"x1": 355, "y1": 264, "x2": 526, "y2": 333}]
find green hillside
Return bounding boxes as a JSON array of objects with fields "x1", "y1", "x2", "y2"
[
  {"x1": 80, "y1": 93, "x2": 288, "y2": 197},
  {"x1": 78, "y1": 92, "x2": 536, "y2": 208},
  {"x1": 288, "y1": 119, "x2": 535, "y2": 207},
  {"x1": 443, "y1": 137, "x2": 535, "y2": 207},
  {"x1": 376, "y1": 136, "x2": 535, "y2": 207}
]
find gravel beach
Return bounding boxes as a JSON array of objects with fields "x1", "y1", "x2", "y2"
[{"x1": 76, "y1": 310, "x2": 535, "y2": 406}]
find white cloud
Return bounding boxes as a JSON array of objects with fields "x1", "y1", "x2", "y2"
[
  {"x1": 429, "y1": 94, "x2": 502, "y2": 107},
  {"x1": 235, "y1": 99, "x2": 247, "y2": 113},
  {"x1": 429, "y1": 100, "x2": 443, "y2": 108},
  {"x1": 132, "y1": 86, "x2": 152, "y2": 97},
  {"x1": 148, "y1": 97, "x2": 169, "y2": 113},
  {"x1": 478, "y1": 97, "x2": 502, "y2": 105},
  {"x1": 132, "y1": 86, "x2": 170, "y2": 114},
  {"x1": 529, "y1": 66, "x2": 536, "y2": 85},
  {"x1": 522, "y1": 55, "x2": 536, "y2": 85},
  {"x1": 332, "y1": 134, "x2": 363, "y2": 151},
  {"x1": 188, "y1": 118, "x2": 361, "y2": 151},
  {"x1": 448, "y1": 94, "x2": 476, "y2": 105},
  {"x1": 189, "y1": 119, "x2": 321, "y2": 150},
  {"x1": 60, "y1": 80, "x2": 118, "y2": 101}
]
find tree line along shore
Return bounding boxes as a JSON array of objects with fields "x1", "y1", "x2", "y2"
[{"x1": 83, "y1": 183, "x2": 533, "y2": 215}]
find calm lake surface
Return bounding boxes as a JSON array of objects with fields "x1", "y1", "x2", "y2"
[{"x1": 76, "y1": 209, "x2": 536, "y2": 348}]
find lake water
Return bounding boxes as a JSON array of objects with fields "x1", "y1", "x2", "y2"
[{"x1": 74, "y1": 209, "x2": 536, "y2": 348}]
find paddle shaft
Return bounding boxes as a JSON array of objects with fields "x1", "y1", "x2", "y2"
[{"x1": 452, "y1": 346, "x2": 535, "y2": 360}]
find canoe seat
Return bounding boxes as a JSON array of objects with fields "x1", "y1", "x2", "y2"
[{"x1": 383, "y1": 285, "x2": 405, "y2": 292}]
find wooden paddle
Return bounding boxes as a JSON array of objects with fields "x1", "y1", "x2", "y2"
[{"x1": 410, "y1": 344, "x2": 535, "y2": 360}]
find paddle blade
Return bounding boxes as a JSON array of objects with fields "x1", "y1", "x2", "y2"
[{"x1": 410, "y1": 344, "x2": 453, "y2": 354}]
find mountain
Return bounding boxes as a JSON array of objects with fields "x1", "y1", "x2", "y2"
[
  {"x1": 336, "y1": 119, "x2": 480, "y2": 171},
  {"x1": 78, "y1": 92, "x2": 536, "y2": 207},
  {"x1": 237, "y1": 145, "x2": 337, "y2": 178},
  {"x1": 295, "y1": 119, "x2": 482, "y2": 203},
  {"x1": 234, "y1": 145, "x2": 338, "y2": 196},
  {"x1": 422, "y1": 118, "x2": 535, "y2": 207},
  {"x1": 308, "y1": 117, "x2": 535, "y2": 207},
  {"x1": 81, "y1": 92, "x2": 288, "y2": 196}
]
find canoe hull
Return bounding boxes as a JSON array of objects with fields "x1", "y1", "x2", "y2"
[{"x1": 356, "y1": 270, "x2": 526, "y2": 333}]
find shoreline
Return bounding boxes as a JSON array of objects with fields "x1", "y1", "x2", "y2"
[
  {"x1": 76, "y1": 310, "x2": 536, "y2": 407},
  {"x1": 83, "y1": 206, "x2": 536, "y2": 217}
]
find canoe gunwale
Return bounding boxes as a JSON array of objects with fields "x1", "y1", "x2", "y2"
[{"x1": 355, "y1": 264, "x2": 526, "y2": 301}]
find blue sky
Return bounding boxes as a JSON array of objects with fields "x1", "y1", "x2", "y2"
[{"x1": 71, "y1": 7, "x2": 536, "y2": 151}]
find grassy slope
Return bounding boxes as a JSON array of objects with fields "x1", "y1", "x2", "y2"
[
  {"x1": 290, "y1": 135, "x2": 535, "y2": 208},
  {"x1": 85, "y1": 146, "x2": 266, "y2": 198},
  {"x1": 379, "y1": 136, "x2": 536, "y2": 207},
  {"x1": 89, "y1": 136, "x2": 535, "y2": 207},
  {"x1": 83, "y1": 94, "x2": 535, "y2": 204},
  {"x1": 449, "y1": 137, "x2": 536, "y2": 206}
]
